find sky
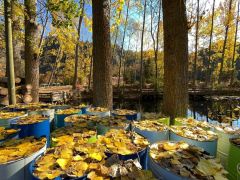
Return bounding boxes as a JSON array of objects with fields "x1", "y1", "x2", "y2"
[{"x1": 42, "y1": 0, "x2": 231, "y2": 51}]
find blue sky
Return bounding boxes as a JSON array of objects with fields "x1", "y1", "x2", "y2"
[
  {"x1": 41, "y1": 0, "x2": 229, "y2": 51},
  {"x1": 80, "y1": 3, "x2": 92, "y2": 41},
  {"x1": 41, "y1": 1, "x2": 92, "y2": 42}
]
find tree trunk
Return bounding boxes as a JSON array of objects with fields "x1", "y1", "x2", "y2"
[
  {"x1": 218, "y1": 0, "x2": 233, "y2": 84},
  {"x1": 162, "y1": 0, "x2": 189, "y2": 123},
  {"x1": 155, "y1": 0, "x2": 161, "y2": 92},
  {"x1": 48, "y1": 47, "x2": 61, "y2": 86},
  {"x1": 111, "y1": 10, "x2": 122, "y2": 60},
  {"x1": 207, "y1": 0, "x2": 215, "y2": 87},
  {"x1": 88, "y1": 56, "x2": 93, "y2": 90},
  {"x1": 117, "y1": 0, "x2": 130, "y2": 93},
  {"x1": 230, "y1": 0, "x2": 239, "y2": 86},
  {"x1": 140, "y1": 0, "x2": 147, "y2": 96},
  {"x1": 122, "y1": 34, "x2": 132, "y2": 94},
  {"x1": 73, "y1": 0, "x2": 85, "y2": 89},
  {"x1": 150, "y1": 0, "x2": 161, "y2": 92},
  {"x1": 37, "y1": 11, "x2": 48, "y2": 56},
  {"x1": 92, "y1": 0, "x2": 112, "y2": 109},
  {"x1": 24, "y1": 0, "x2": 40, "y2": 103},
  {"x1": 193, "y1": 0, "x2": 200, "y2": 87},
  {"x1": 11, "y1": 0, "x2": 24, "y2": 78},
  {"x1": 4, "y1": 0, "x2": 16, "y2": 105}
]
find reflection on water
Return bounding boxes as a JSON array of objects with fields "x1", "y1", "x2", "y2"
[{"x1": 113, "y1": 98, "x2": 240, "y2": 128}]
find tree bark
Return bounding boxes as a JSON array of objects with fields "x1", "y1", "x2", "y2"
[
  {"x1": 140, "y1": 0, "x2": 147, "y2": 96},
  {"x1": 230, "y1": 0, "x2": 239, "y2": 86},
  {"x1": 218, "y1": 0, "x2": 233, "y2": 84},
  {"x1": 4, "y1": 0, "x2": 16, "y2": 105},
  {"x1": 207, "y1": 0, "x2": 215, "y2": 87},
  {"x1": 88, "y1": 56, "x2": 93, "y2": 90},
  {"x1": 73, "y1": 0, "x2": 85, "y2": 89},
  {"x1": 24, "y1": 0, "x2": 40, "y2": 102},
  {"x1": 162, "y1": 0, "x2": 189, "y2": 123},
  {"x1": 117, "y1": 0, "x2": 130, "y2": 93},
  {"x1": 11, "y1": 0, "x2": 24, "y2": 78},
  {"x1": 193, "y1": 0, "x2": 200, "y2": 87},
  {"x1": 92, "y1": 0, "x2": 112, "y2": 109}
]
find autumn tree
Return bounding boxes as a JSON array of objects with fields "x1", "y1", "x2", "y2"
[
  {"x1": 150, "y1": 0, "x2": 162, "y2": 91},
  {"x1": 12, "y1": 0, "x2": 24, "y2": 78},
  {"x1": 4, "y1": 0, "x2": 16, "y2": 104},
  {"x1": 24, "y1": 0, "x2": 40, "y2": 102},
  {"x1": 218, "y1": 0, "x2": 233, "y2": 83},
  {"x1": 73, "y1": 0, "x2": 85, "y2": 90},
  {"x1": 140, "y1": 0, "x2": 147, "y2": 95},
  {"x1": 92, "y1": 0, "x2": 112, "y2": 109},
  {"x1": 207, "y1": 0, "x2": 215, "y2": 86},
  {"x1": 117, "y1": 0, "x2": 130, "y2": 92},
  {"x1": 230, "y1": 0, "x2": 239, "y2": 85},
  {"x1": 162, "y1": 0, "x2": 188, "y2": 124},
  {"x1": 193, "y1": 0, "x2": 199, "y2": 87}
]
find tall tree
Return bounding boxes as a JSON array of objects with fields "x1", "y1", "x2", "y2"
[
  {"x1": 117, "y1": 0, "x2": 130, "y2": 92},
  {"x1": 150, "y1": 0, "x2": 162, "y2": 92},
  {"x1": 111, "y1": 10, "x2": 122, "y2": 61},
  {"x1": 140, "y1": 0, "x2": 147, "y2": 95},
  {"x1": 24, "y1": 0, "x2": 40, "y2": 102},
  {"x1": 88, "y1": 56, "x2": 93, "y2": 90},
  {"x1": 230, "y1": 0, "x2": 239, "y2": 85},
  {"x1": 12, "y1": 0, "x2": 24, "y2": 78},
  {"x1": 4, "y1": 0, "x2": 16, "y2": 105},
  {"x1": 162, "y1": 0, "x2": 188, "y2": 124},
  {"x1": 73, "y1": 0, "x2": 85, "y2": 90},
  {"x1": 207, "y1": 0, "x2": 215, "y2": 87},
  {"x1": 92, "y1": 0, "x2": 112, "y2": 109},
  {"x1": 218, "y1": 0, "x2": 233, "y2": 83},
  {"x1": 193, "y1": 0, "x2": 200, "y2": 87}
]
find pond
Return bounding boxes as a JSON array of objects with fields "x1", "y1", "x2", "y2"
[{"x1": 111, "y1": 96, "x2": 240, "y2": 128}]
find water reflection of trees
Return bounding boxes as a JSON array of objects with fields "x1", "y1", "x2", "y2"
[
  {"x1": 114, "y1": 98, "x2": 240, "y2": 124},
  {"x1": 190, "y1": 97, "x2": 240, "y2": 123}
]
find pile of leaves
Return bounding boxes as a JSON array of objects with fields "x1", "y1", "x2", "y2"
[
  {"x1": 133, "y1": 120, "x2": 168, "y2": 132},
  {"x1": 98, "y1": 129, "x2": 149, "y2": 155},
  {"x1": 141, "y1": 113, "x2": 164, "y2": 120},
  {"x1": 0, "y1": 127, "x2": 19, "y2": 140},
  {"x1": 74, "y1": 103, "x2": 88, "y2": 109},
  {"x1": 0, "y1": 137, "x2": 46, "y2": 164},
  {"x1": 51, "y1": 125, "x2": 95, "y2": 139},
  {"x1": 97, "y1": 117, "x2": 129, "y2": 129},
  {"x1": 16, "y1": 114, "x2": 48, "y2": 125},
  {"x1": 230, "y1": 138, "x2": 240, "y2": 146},
  {"x1": 34, "y1": 129, "x2": 151, "y2": 180},
  {"x1": 51, "y1": 130, "x2": 97, "y2": 147},
  {"x1": 0, "y1": 111, "x2": 26, "y2": 120},
  {"x1": 34, "y1": 146, "x2": 154, "y2": 180},
  {"x1": 87, "y1": 107, "x2": 109, "y2": 113},
  {"x1": 64, "y1": 115, "x2": 129, "y2": 130},
  {"x1": 170, "y1": 126, "x2": 218, "y2": 141},
  {"x1": 55, "y1": 108, "x2": 80, "y2": 115},
  {"x1": 8, "y1": 103, "x2": 49, "y2": 111},
  {"x1": 112, "y1": 109, "x2": 137, "y2": 116},
  {"x1": 215, "y1": 123, "x2": 240, "y2": 135},
  {"x1": 175, "y1": 118, "x2": 211, "y2": 129},
  {"x1": 150, "y1": 141, "x2": 228, "y2": 180},
  {"x1": 88, "y1": 155, "x2": 155, "y2": 180},
  {"x1": 64, "y1": 114, "x2": 99, "y2": 124},
  {"x1": 34, "y1": 132, "x2": 106, "y2": 179}
]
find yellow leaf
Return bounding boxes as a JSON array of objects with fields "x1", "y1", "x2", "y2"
[{"x1": 56, "y1": 158, "x2": 69, "y2": 170}]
